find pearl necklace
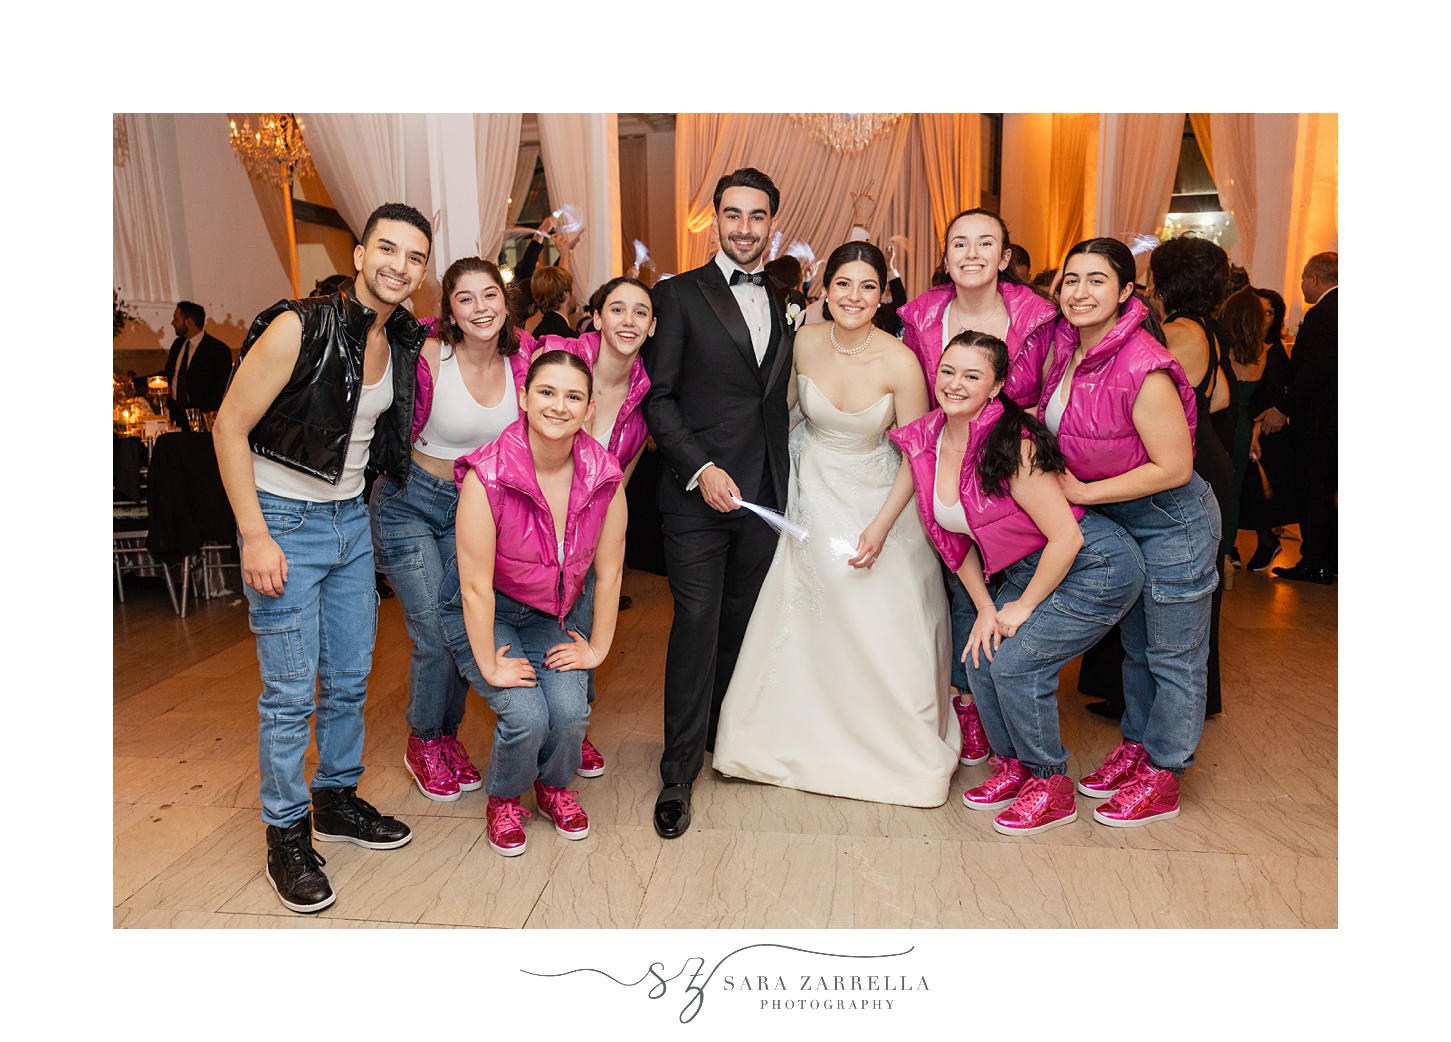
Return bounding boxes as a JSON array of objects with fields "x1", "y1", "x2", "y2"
[{"x1": 829, "y1": 322, "x2": 875, "y2": 356}]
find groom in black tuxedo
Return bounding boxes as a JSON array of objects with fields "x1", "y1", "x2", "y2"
[{"x1": 641, "y1": 168, "x2": 794, "y2": 839}]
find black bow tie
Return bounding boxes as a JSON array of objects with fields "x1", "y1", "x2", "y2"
[{"x1": 730, "y1": 270, "x2": 766, "y2": 287}]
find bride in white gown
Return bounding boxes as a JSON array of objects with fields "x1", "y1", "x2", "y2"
[{"x1": 713, "y1": 242, "x2": 961, "y2": 807}]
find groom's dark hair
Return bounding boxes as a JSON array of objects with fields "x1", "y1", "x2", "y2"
[{"x1": 713, "y1": 167, "x2": 780, "y2": 216}]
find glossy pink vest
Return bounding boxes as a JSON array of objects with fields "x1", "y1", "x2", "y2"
[
  {"x1": 454, "y1": 416, "x2": 623, "y2": 623},
  {"x1": 898, "y1": 280, "x2": 1057, "y2": 409},
  {"x1": 412, "y1": 331, "x2": 535, "y2": 445},
  {"x1": 1036, "y1": 296, "x2": 1197, "y2": 481},
  {"x1": 541, "y1": 331, "x2": 652, "y2": 467},
  {"x1": 892, "y1": 401, "x2": 1085, "y2": 577}
]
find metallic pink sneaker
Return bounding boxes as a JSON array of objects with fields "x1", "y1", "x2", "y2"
[
  {"x1": 952, "y1": 695, "x2": 991, "y2": 765},
  {"x1": 440, "y1": 735, "x2": 482, "y2": 791},
  {"x1": 404, "y1": 736, "x2": 460, "y2": 802},
  {"x1": 533, "y1": 782, "x2": 590, "y2": 840},
  {"x1": 486, "y1": 796, "x2": 531, "y2": 856},
  {"x1": 993, "y1": 774, "x2": 1078, "y2": 836},
  {"x1": 1093, "y1": 767, "x2": 1180, "y2": 827},
  {"x1": 577, "y1": 734, "x2": 605, "y2": 778},
  {"x1": 1077, "y1": 739, "x2": 1149, "y2": 799},
  {"x1": 962, "y1": 756, "x2": 1031, "y2": 812}
]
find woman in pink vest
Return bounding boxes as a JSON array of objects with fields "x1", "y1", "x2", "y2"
[
  {"x1": 892, "y1": 331, "x2": 1144, "y2": 835},
  {"x1": 1040, "y1": 237, "x2": 1220, "y2": 827},
  {"x1": 438, "y1": 351, "x2": 627, "y2": 856},
  {"x1": 898, "y1": 209, "x2": 1059, "y2": 767},
  {"x1": 531, "y1": 276, "x2": 656, "y2": 779}
]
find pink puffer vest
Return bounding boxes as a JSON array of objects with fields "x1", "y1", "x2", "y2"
[
  {"x1": 892, "y1": 402, "x2": 1085, "y2": 578},
  {"x1": 539, "y1": 331, "x2": 652, "y2": 468},
  {"x1": 897, "y1": 280, "x2": 1057, "y2": 409},
  {"x1": 1036, "y1": 296, "x2": 1197, "y2": 481},
  {"x1": 454, "y1": 415, "x2": 623, "y2": 623},
  {"x1": 412, "y1": 330, "x2": 535, "y2": 444}
]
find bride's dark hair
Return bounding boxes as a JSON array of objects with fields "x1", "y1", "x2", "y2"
[{"x1": 945, "y1": 330, "x2": 1066, "y2": 498}]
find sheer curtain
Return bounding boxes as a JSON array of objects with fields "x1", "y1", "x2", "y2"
[
  {"x1": 508, "y1": 144, "x2": 540, "y2": 224},
  {"x1": 1047, "y1": 114, "x2": 1093, "y2": 268},
  {"x1": 1188, "y1": 113, "x2": 1215, "y2": 182},
  {"x1": 538, "y1": 113, "x2": 622, "y2": 302},
  {"x1": 114, "y1": 113, "x2": 180, "y2": 305},
  {"x1": 918, "y1": 113, "x2": 981, "y2": 246},
  {"x1": 300, "y1": 113, "x2": 408, "y2": 239},
  {"x1": 1209, "y1": 113, "x2": 1258, "y2": 269},
  {"x1": 1098, "y1": 113, "x2": 1182, "y2": 243},
  {"x1": 475, "y1": 113, "x2": 522, "y2": 263}
]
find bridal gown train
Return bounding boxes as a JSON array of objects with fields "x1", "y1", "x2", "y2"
[{"x1": 712, "y1": 376, "x2": 960, "y2": 807}]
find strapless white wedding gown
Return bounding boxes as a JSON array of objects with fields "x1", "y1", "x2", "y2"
[{"x1": 712, "y1": 376, "x2": 959, "y2": 807}]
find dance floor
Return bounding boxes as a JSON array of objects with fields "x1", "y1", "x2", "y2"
[{"x1": 113, "y1": 530, "x2": 1336, "y2": 929}]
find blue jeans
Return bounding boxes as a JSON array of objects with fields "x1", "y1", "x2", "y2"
[
  {"x1": 1097, "y1": 473, "x2": 1221, "y2": 773},
  {"x1": 946, "y1": 568, "x2": 1000, "y2": 695},
  {"x1": 439, "y1": 565, "x2": 590, "y2": 797},
  {"x1": 244, "y1": 492, "x2": 377, "y2": 828},
  {"x1": 966, "y1": 513, "x2": 1145, "y2": 777},
  {"x1": 369, "y1": 468, "x2": 470, "y2": 740}
]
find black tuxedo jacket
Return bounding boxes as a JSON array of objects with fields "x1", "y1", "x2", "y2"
[
  {"x1": 642, "y1": 261, "x2": 795, "y2": 519},
  {"x1": 164, "y1": 331, "x2": 234, "y2": 416},
  {"x1": 1282, "y1": 288, "x2": 1337, "y2": 439}
]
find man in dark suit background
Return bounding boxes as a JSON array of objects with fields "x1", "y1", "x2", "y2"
[
  {"x1": 162, "y1": 300, "x2": 233, "y2": 427},
  {"x1": 1265, "y1": 252, "x2": 1337, "y2": 584},
  {"x1": 641, "y1": 168, "x2": 794, "y2": 838}
]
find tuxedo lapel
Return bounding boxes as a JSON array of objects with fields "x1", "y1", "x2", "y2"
[
  {"x1": 698, "y1": 264, "x2": 760, "y2": 377},
  {"x1": 761, "y1": 287, "x2": 791, "y2": 394}
]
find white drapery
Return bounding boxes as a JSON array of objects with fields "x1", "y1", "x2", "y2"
[
  {"x1": 474, "y1": 113, "x2": 523, "y2": 264},
  {"x1": 508, "y1": 144, "x2": 541, "y2": 225},
  {"x1": 538, "y1": 113, "x2": 622, "y2": 302},
  {"x1": 673, "y1": 113, "x2": 925, "y2": 293},
  {"x1": 1097, "y1": 113, "x2": 1182, "y2": 245},
  {"x1": 420, "y1": 113, "x2": 523, "y2": 272},
  {"x1": 300, "y1": 113, "x2": 409, "y2": 241},
  {"x1": 113, "y1": 113, "x2": 180, "y2": 305}
]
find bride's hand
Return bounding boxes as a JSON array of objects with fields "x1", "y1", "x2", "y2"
[
  {"x1": 964, "y1": 608, "x2": 1000, "y2": 668},
  {"x1": 848, "y1": 520, "x2": 890, "y2": 569}
]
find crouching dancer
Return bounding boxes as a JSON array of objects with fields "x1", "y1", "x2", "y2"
[
  {"x1": 439, "y1": 350, "x2": 627, "y2": 856},
  {"x1": 214, "y1": 203, "x2": 432, "y2": 913}
]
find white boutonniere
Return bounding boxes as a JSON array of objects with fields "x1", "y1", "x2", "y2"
[{"x1": 784, "y1": 302, "x2": 803, "y2": 329}]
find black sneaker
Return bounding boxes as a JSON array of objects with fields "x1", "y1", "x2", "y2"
[
  {"x1": 311, "y1": 785, "x2": 412, "y2": 849},
  {"x1": 265, "y1": 815, "x2": 335, "y2": 914}
]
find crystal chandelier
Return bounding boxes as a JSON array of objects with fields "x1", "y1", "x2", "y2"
[
  {"x1": 228, "y1": 113, "x2": 316, "y2": 185},
  {"x1": 790, "y1": 113, "x2": 903, "y2": 155}
]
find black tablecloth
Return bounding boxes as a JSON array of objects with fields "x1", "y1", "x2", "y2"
[{"x1": 145, "y1": 432, "x2": 235, "y2": 564}]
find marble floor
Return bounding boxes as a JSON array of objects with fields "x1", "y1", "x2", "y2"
[{"x1": 113, "y1": 531, "x2": 1336, "y2": 929}]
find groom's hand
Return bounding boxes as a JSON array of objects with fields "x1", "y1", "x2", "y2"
[{"x1": 698, "y1": 464, "x2": 741, "y2": 513}]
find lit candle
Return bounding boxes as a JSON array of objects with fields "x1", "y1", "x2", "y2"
[{"x1": 148, "y1": 376, "x2": 168, "y2": 393}]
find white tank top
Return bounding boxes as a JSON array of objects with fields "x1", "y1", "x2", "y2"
[
  {"x1": 932, "y1": 429, "x2": 972, "y2": 536},
  {"x1": 1043, "y1": 365, "x2": 1071, "y2": 435},
  {"x1": 254, "y1": 353, "x2": 393, "y2": 502},
  {"x1": 414, "y1": 350, "x2": 518, "y2": 460}
]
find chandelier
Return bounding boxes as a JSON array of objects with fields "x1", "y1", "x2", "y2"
[
  {"x1": 228, "y1": 113, "x2": 315, "y2": 185},
  {"x1": 790, "y1": 113, "x2": 903, "y2": 155}
]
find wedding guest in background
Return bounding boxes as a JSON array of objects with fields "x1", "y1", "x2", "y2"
[
  {"x1": 161, "y1": 300, "x2": 232, "y2": 427},
  {"x1": 1266, "y1": 252, "x2": 1337, "y2": 585}
]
